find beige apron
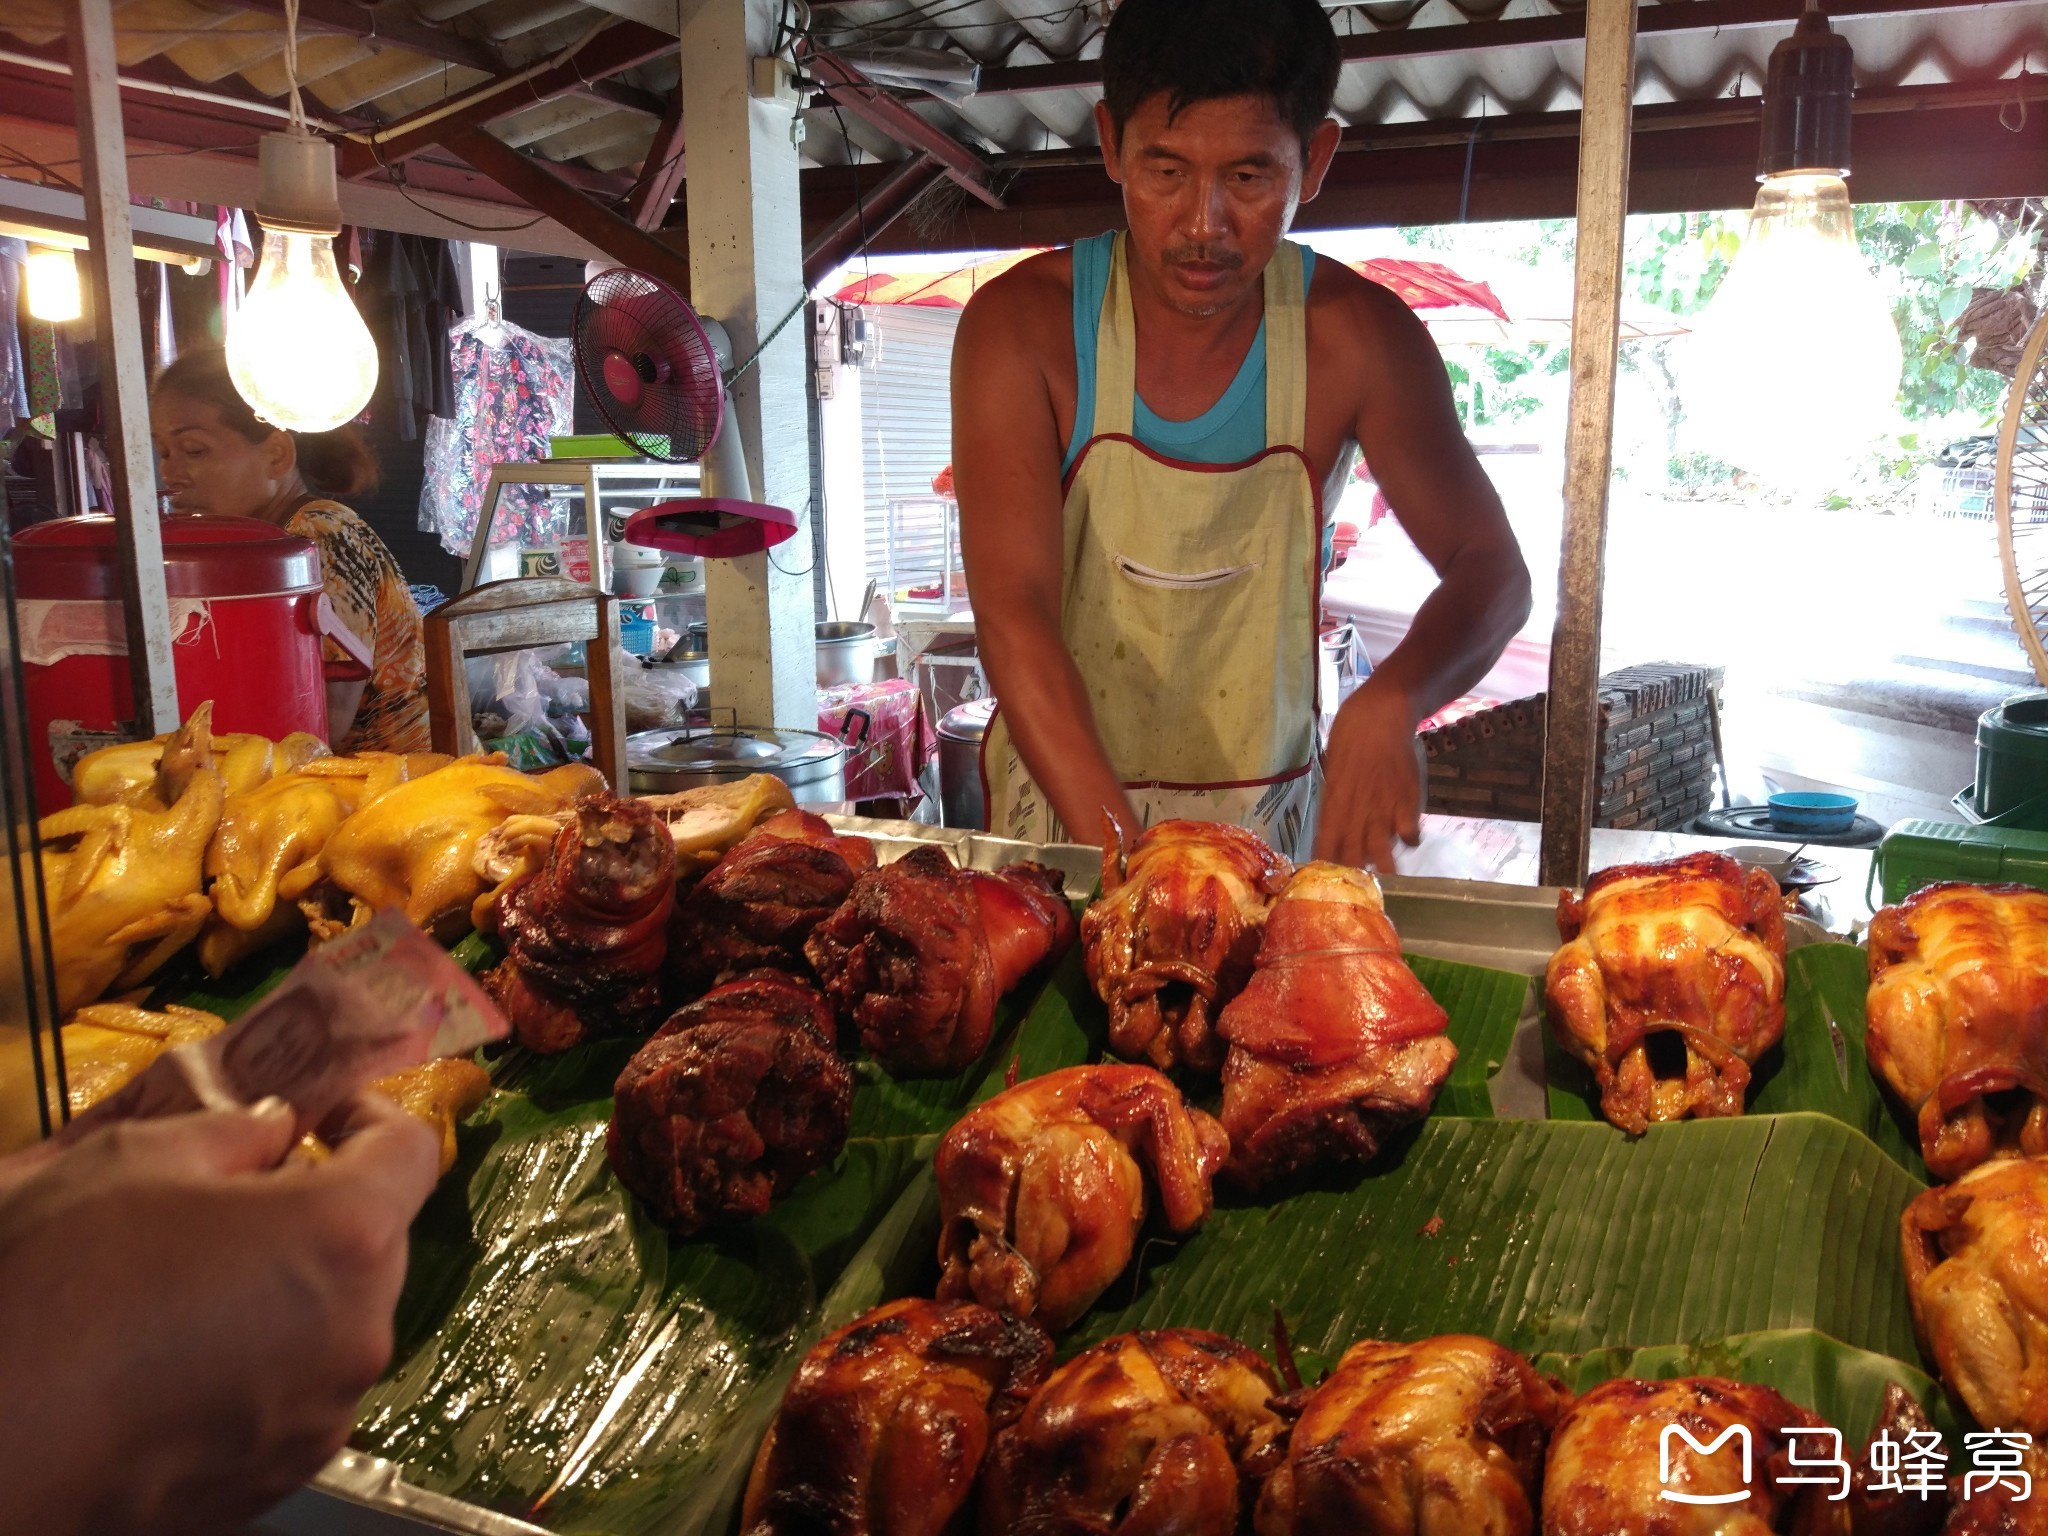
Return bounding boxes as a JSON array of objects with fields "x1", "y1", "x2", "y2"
[{"x1": 983, "y1": 233, "x2": 1324, "y2": 860}]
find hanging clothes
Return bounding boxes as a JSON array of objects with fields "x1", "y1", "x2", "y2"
[
  {"x1": 353, "y1": 230, "x2": 462, "y2": 441},
  {"x1": 419, "y1": 316, "x2": 573, "y2": 557},
  {"x1": 215, "y1": 209, "x2": 251, "y2": 327},
  {"x1": 0, "y1": 239, "x2": 26, "y2": 433}
]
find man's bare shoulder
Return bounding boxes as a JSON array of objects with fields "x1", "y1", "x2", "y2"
[
  {"x1": 1307, "y1": 254, "x2": 1437, "y2": 351},
  {"x1": 958, "y1": 248, "x2": 1074, "y2": 344}
]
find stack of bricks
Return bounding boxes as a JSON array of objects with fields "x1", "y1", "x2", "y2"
[{"x1": 1418, "y1": 662, "x2": 1725, "y2": 831}]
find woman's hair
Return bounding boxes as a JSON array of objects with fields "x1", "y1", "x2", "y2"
[
  {"x1": 152, "y1": 346, "x2": 380, "y2": 499},
  {"x1": 1101, "y1": 0, "x2": 1340, "y2": 152}
]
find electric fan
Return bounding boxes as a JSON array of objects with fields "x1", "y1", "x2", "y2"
[
  {"x1": 571, "y1": 267, "x2": 798, "y2": 558},
  {"x1": 1995, "y1": 306, "x2": 2048, "y2": 686}
]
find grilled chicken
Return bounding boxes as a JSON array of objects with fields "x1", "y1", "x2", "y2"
[
  {"x1": 1218, "y1": 863, "x2": 1456, "y2": 1189},
  {"x1": 1256, "y1": 1335, "x2": 1567, "y2": 1536},
  {"x1": 1542, "y1": 1376, "x2": 1847, "y2": 1536},
  {"x1": 980, "y1": 1329, "x2": 1288, "y2": 1536},
  {"x1": 34, "y1": 708, "x2": 226, "y2": 1012},
  {"x1": 484, "y1": 794, "x2": 676, "y2": 1052},
  {"x1": 1867, "y1": 882, "x2": 2048, "y2": 1181},
  {"x1": 1902, "y1": 1155, "x2": 2048, "y2": 1435},
  {"x1": 807, "y1": 846, "x2": 1075, "y2": 1077},
  {"x1": 1083, "y1": 819, "x2": 1293, "y2": 1075},
  {"x1": 669, "y1": 809, "x2": 877, "y2": 999},
  {"x1": 743, "y1": 1297, "x2": 1051, "y2": 1536},
  {"x1": 935, "y1": 1064, "x2": 1227, "y2": 1331},
  {"x1": 308, "y1": 758, "x2": 604, "y2": 940},
  {"x1": 1545, "y1": 853, "x2": 1786, "y2": 1134},
  {"x1": 609, "y1": 971, "x2": 853, "y2": 1237}
]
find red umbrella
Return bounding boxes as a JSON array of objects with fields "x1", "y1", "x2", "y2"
[
  {"x1": 1349, "y1": 257, "x2": 1510, "y2": 320},
  {"x1": 830, "y1": 251, "x2": 1043, "y2": 308}
]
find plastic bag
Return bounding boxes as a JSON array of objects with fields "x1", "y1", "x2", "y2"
[
  {"x1": 622, "y1": 648, "x2": 697, "y2": 733},
  {"x1": 466, "y1": 646, "x2": 590, "y2": 770}
]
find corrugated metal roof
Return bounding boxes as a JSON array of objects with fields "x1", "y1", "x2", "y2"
[{"x1": 1, "y1": 0, "x2": 2040, "y2": 231}]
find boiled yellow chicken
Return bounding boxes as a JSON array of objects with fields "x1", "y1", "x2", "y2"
[
  {"x1": 307, "y1": 758, "x2": 605, "y2": 939},
  {"x1": 1256, "y1": 1335, "x2": 1568, "y2": 1536},
  {"x1": 1543, "y1": 1377, "x2": 1848, "y2": 1536},
  {"x1": 36, "y1": 711, "x2": 225, "y2": 1012},
  {"x1": 1867, "y1": 881, "x2": 2048, "y2": 1181},
  {"x1": 58, "y1": 1000, "x2": 487, "y2": 1176},
  {"x1": 200, "y1": 750, "x2": 451, "y2": 975},
  {"x1": 70, "y1": 713, "x2": 325, "y2": 809},
  {"x1": 60, "y1": 1001, "x2": 227, "y2": 1113},
  {"x1": 1902, "y1": 1154, "x2": 2048, "y2": 1435}
]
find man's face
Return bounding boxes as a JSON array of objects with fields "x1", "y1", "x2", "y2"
[{"x1": 1098, "y1": 92, "x2": 1339, "y2": 318}]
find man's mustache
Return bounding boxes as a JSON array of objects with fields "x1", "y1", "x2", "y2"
[{"x1": 1162, "y1": 246, "x2": 1246, "y2": 270}]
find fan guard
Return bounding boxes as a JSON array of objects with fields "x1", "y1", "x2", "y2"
[{"x1": 573, "y1": 268, "x2": 724, "y2": 463}]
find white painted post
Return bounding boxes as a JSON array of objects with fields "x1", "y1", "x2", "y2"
[
  {"x1": 68, "y1": 0, "x2": 180, "y2": 735},
  {"x1": 818, "y1": 315, "x2": 870, "y2": 623},
  {"x1": 681, "y1": 0, "x2": 816, "y2": 729},
  {"x1": 1537, "y1": 0, "x2": 1638, "y2": 888}
]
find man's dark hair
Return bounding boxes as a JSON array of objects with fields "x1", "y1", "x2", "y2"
[{"x1": 1100, "y1": 0, "x2": 1341, "y2": 151}]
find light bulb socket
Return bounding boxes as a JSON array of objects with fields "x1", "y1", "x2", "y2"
[
  {"x1": 1757, "y1": 10, "x2": 1855, "y2": 180},
  {"x1": 256, "y1": 129, "x2": 343, "y2": 236}
]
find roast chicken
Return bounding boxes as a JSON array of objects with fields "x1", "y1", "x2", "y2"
[
  {"x1": 1255, "y1": 1334, "x2": 1568, "y2": 1536},
  {"x1": 1083, "y1": 819, "x2": 1293, "y2": 1075},
  {"x1": 69, "y1": 718, "x2": 326, "y2": 809},
  {"x1": 483, "y1": 793, "x2": 677, "y2": 1052},
  {"x1": 807, "y1": 846, "x2": 1075, "y2": 1077},
  {"x1": 60, "y1": 1001, "x2": 228, "y2": 1113},
  {"x1": 1901, "y1": 1154, "x2": 2048, "y2": 1435},
  {"x1": 641, "y1": 774, "x2": 799, "y2": 879},
  {"x1": 980, "y1": 1328, "x2": 1289, "y2": 1536},
  {"x1": 1217, "y1": 862, "x2": 1456, "y2": 1190},
  {"x1": 306, "y1": 757, "x2": 604, "y2": 939},
  {"x1": 609, "y1": 970, "x2": 854, "y2": 1236},
  {"x1": 1545, "y1": 852, "x2": 1787, "y2": 1134},
  {"x1": 1543, "y1": 1376, "x2": 1845, "y2": 1536},
  {"x1": 200, "y1": 750, "x2": 449, "y2": 975},
  {"x1": 742, "y1": 1297, "x2": 1052, "y2": 1536},
  {"x1": 669, "y1": 809, "x2": 878, "y2": 999},
  {"x1": 1866, "y1": 881, "x2": 2048, "y2": 1181},
  {"x1": 35, "y1": 709, "x2": 225, "y2": 1012},
  {"x1": 935, "y1": 1064, "x2": 1228, "y2": 1331}
]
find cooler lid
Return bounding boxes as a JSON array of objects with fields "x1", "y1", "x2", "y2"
[
  {"x1": 13, "y1": 514, "x2": 322, "y2": 600},
  {"x1": 1979, "y1": 691, "x2": 2048, "y2": 759}
]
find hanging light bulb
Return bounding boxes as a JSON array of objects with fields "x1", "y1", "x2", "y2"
[
  {"x1": 25, "y1": 247, "x2": 82, "y2": 322},
  {"x1": 225, "y1": 1, "x2": 377, "y2": 432},
  {"x1": 1684, "y1": 8, "x2": 1901, "y2": 489}
]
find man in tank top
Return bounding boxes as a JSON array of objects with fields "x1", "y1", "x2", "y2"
[{"x1": 953, "y1": 0, "x2": 1532, "y2": 869}]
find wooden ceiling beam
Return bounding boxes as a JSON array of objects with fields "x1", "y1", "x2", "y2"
[
  {"x1": 623, "y1": 88, "x2": 685, "y2": 230},
  {"x1": 799, "y1": 40, "x2": 1005, "y2": 209}
]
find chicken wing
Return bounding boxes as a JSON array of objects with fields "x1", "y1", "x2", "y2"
[
  {"x1": 69, "y1": 714, "x2": 325, "y2": 809},
  {"x1": 1083, "y1": 819, "x2": 1293, "y2": 1075},
  {"x1": 670, "y1": 809, "x2": 877, "y2": 999},
  {"x1": 59, "y1": 1001, "x2": 227, "y2": 1113},
  {"x1": 807, "y1": 847, "x2": 1074, "y2": 1077},
  {"x1": 980, "y1": 1328, "x2": 1288, "y2": 1536},
  {"x1": 1867, "y1": 882, "x2": 2048, "y2": 1181},
  {"x1": 308, "y1": 758, "x2": 604, "y2": 939},
  {"x1": 743, "y1": 1297, "x2": 1051, "y2": 1536},
  {"x1": 1901, "y1": 1155, "x2": 2048, "y2": 1435},
  {"x1": 34, "y1": 711, "x2": 226, "y2": 1013},
  {"x1": 483, "y1": 793, "x2": 677, "y2": 1052},
  {"x1": 1255, "y1": 1335, "x2": 1567, "y2": 1536},
  {"x1": 936, "y1": 1064, "x2": 1228, "y2": 1331},
  {"x1": 370, "y1": 1056, "x2": 492, "y2": 1176},
  {"x1": 1218, "y1": 863, "x2": 1456, "y2": 1190},
  {"x1": 609, "y1": 971, "x2": 853, "y2": 1236},
  {"x1": 1542, "y1": 1376, "x2": 1846, "y2": 1536},
  {"x1": 1545, "y1": 853, "x2": 1786, "y2": 1134}
]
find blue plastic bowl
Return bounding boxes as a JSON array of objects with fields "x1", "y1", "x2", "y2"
[{"x1": 1767, "y1": 791, "x2": 1859, "y2": 835}]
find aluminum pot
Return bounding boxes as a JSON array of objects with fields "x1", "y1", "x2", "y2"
[
  {"x1": 936, "y1": 697, "x2": 996, "y2": 830},
  {"x1": 627, "y1": 725, "x2": 845, "y2": 802},
  {"x1": 816, "y1": 620, "x2": 880, "y2": 687}
]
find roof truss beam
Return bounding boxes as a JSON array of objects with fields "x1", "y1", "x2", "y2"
[{"x1": 798, "y1": 40, "x2": 1005, "y2": 209}]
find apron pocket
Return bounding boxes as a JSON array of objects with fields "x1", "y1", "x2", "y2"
[{"x1": 1113, "y1": 553, "x2": 1261, "y2": 590}]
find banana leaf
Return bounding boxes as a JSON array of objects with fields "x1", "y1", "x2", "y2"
[
  {"x1": 1059, "y1": 1113, "x2": 1925, "y2": 1376},
  {"x1": 1408, "y1": 954, "x2": 1525, "y2": 1118},
  {"x1": 349, "y1": 943, "x2": 1099, "y2": 1535},
  {"x1": 1544, "y1": 945, "x2": 1928, "y2": 1176}
]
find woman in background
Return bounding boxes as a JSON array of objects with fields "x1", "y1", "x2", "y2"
[{"x1": 149, "y1": 348, "x2": 430, "y2": 753}]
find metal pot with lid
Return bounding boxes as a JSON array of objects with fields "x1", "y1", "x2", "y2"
[
  {"x1": 936, "y1": 696, "x2": 997, "y2": 829},
  {"x1": 627, "y1": 722, "x2": 846, "y2": 802}
]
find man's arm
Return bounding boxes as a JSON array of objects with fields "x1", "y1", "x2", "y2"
[
  {"x1": 952, "y1": 261, "x2": 1138, "y2": 844},
  {"x1": 1317, "y1": 275, "x2": 1534, "y2": 869}
]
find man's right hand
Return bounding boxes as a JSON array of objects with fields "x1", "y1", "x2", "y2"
[{"x1": 0, "y1": 1090, "x2": 439, "y2": 1536}]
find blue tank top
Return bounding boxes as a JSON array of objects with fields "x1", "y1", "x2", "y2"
[{"x1": 1060, "y1": 230, "x2": 1317, "y2": 479}]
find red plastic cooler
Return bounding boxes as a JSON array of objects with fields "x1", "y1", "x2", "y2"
[{"x1": 14, "y1": 514, "x2": 331, "y2": 811}]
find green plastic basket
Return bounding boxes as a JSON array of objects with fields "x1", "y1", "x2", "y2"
[{"x1": 1870, "y1": 815, "x2": 2048, "y2": 906}]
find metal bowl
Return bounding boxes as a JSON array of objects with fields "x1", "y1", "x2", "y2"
[{"x1": 627, "y1": 724, "x2": 845, "y2": 802}]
